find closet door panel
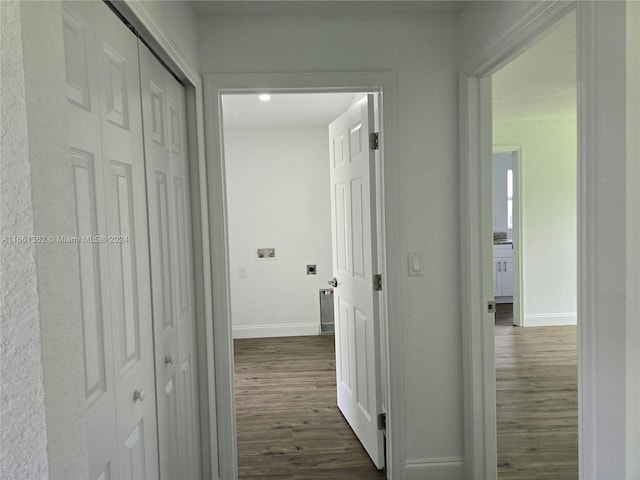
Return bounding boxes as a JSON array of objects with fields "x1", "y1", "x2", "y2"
[
  {"x1": 62, "y1": 3, "x2": 119, "y2": 478},
  {"x1": 139, "y1": 42, "x2": 202, "y2": 480},
  {"x1": 93, "y1": 3, "x2": 159, "y2": 477},
  {"x1": 167, "y1": 77, "x2": 202, "y2": 479}
]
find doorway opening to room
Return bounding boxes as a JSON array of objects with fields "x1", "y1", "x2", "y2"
[
  {"x1": 219, "y1": 91, "x2": 388, "y2": 478},
  {"x1": 490, "y1": 14, "x2": 578, "y2": 478}
]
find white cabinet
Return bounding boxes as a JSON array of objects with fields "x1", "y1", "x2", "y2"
[{"x1": 493, "y1": 244, "x2": 513, "y2": 301}]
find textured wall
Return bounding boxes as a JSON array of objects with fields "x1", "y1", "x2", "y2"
[{"x1": 0, "y1": 1, "x2": 50, "y2": 478}]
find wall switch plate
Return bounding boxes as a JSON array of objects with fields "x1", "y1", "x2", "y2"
[
  {"x1": 407, "y1": 252, "x2": 424, "y2": 277},
  {"x1": 239, "y1": 267, "x2": 247, "y2": 278},
  {"x1": 306, "y1": 264, "x2": 317, "y2": 275}
]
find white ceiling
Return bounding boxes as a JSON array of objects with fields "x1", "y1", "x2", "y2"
[
  {"x1": 190, "y1": 0, "x2": 465, "y2": 16},
  {"x1": 492, "y1": 16, "x2": 576, "y2": 121},
  {"x1": 221, "y1": 92, "x2": 359, "y2": 128}
]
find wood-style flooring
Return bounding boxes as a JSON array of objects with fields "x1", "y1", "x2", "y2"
[
  {"x1": 495, "y1": 303, "x2": 578, "y2": 479},
  {"x1": 234, "y1": 335, "x2": 386, "y2": 480},
  {"x1": 234, "y1": 311, "x2": 577, "y2": 480}
]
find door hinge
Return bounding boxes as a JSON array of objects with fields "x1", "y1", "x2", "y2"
[
  {"x1": 377, "y1": 413, "x2": 386, "y2": 430},
  {"x1": 487, "y1": 301, "x2": 496, "y2": 314},
  {"x1": 373, "y1": 274, "x2": 382, "y2": 291},
  {"x1": 369, "y1": 132, "x2": 379, "y2": 150}
]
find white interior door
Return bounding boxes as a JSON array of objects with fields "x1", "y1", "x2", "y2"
[
  {"x1": 328, "y1": 95, "x2": 384, "y2": 469},
  {"x1": 63, "y1": 2, "x2": 160, "y2": 478},
  {"x1": 139, "y1": 43, "x2": 202, "y2": 480}
]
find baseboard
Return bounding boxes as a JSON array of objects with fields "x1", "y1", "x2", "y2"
[
  {"x1": 523, "y1": 312, "x2": 577, "y2": 326},
  {"x1": 232, "y1": 323, "x2": 320, "y2": 339},
  {"x1": 405, "y1": 457, "x2": 464, "y2": 480}
]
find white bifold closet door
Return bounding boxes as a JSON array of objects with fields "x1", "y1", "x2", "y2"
[
  {"x1": 63, "y1": 1, "x2": 159, "y2": 479},
  {"x1": 138, "y1": 43, "x2": 202, "y2": 480},
  {"x1": 63, "y1": 2, "x2": 201, "y2": 479}
]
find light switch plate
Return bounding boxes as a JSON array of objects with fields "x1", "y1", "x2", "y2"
[{"x1": 407, "y1": 252, "x2": 424, "y2": 277}]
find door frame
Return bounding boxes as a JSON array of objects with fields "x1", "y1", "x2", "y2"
[
  {"x1": 459, "y1": 2, "x2": 577, "y2": 478},
  {"x1": 492, "y1": 145, "x2": 523, "y2": 326},
  {"x1": 203, "y1": 71, "x2": 403, "y2": 479}
]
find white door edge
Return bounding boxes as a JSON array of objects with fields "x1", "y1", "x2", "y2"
[{"x1": 203, "y1": 71, "x2": 404, "y2": 479}]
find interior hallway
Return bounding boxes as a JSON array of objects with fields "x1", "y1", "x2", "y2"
[
  {"x1": 233, "y1": 335, "x2": 386, "y2": 479},
  {"x1": 495, "y1": 304, "x2": 578, "y2": 479}
]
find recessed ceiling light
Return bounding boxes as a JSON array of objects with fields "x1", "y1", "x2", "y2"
[{"x1": 258, "y1": 94, "x2": 271, "y2": 102}]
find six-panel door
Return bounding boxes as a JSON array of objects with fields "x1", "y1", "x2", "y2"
[{"x1": 328, "y1": 95, "x2": 384, "y2": 469}]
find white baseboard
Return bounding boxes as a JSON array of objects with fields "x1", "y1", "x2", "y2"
[
  {"x1": 405, "y1": 457, "x2": 464, "y2": 480},
  {"x1": 523, "y1": 312, "x2": 577, "y2": 326},
  {"x1": 232, "y1": 323, "x2": 320, "y2": 339}
]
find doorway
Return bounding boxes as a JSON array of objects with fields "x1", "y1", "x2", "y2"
[
  {"x1": 459, "y1": 2, "x2": 580, "y2": 477},
  {"x1": 488, "y1": 11, "x2": 579, "y2": 479},
  {"x1": 216, "y1": 88, "x2": 391, "y2": 477}
]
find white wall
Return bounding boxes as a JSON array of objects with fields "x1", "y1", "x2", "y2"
[
  {"x1": 124, "y1": 0, "x2": 200, "y2": 73},
  {"x1": 458, "y1": 1, "x2": 547, "y2": 70},
  {"x1": 494, "y1": 119, "x2": 577, "y2": 325},
  {"x1": 199, "y1": 12, "x2": 463, "y2": 475},
  {"x1": 224, "y1": 126, "x2": 333, "y2": 338}
]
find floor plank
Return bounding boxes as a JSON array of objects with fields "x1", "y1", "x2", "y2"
[
  {"x1": 495, "y1": 304, "x2": 578, "y2": 479},
  {"x1": 234, "y1": 335, "x2": 386, "y2": 479}
]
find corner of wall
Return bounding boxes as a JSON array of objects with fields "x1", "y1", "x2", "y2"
[{"x1": 0, "y1": 2, "x2": 50, "y2": 478}]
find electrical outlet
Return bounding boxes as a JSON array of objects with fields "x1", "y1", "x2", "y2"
[{"x1": 256, "y1": 248, "x2": 276, "y2": 260}]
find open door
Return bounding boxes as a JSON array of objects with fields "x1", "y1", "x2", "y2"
[{"x1": 328, "y1": 94, "x2": 384, "y2": 469}]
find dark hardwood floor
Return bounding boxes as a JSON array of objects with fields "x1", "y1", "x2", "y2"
[
  {"x1": 234, "y1": 335, "x2": 386, "y2": 480},
  {"x1": 233, "y1": 311, "x2": 577, "y2": 480},
  {"x1": 495, "y1": 303, "x2": 578, "y2": 479}
]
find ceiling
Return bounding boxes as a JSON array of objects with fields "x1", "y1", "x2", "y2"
[
  {"x1": 221, "y1": 92, "x2": 360, "y2": 128},
  {"x1": 492, "y1": 16, "x2": 576, "y2": 121},
  {"x1": 190, "y1": 0, "x2": 465, "y2": 16}
]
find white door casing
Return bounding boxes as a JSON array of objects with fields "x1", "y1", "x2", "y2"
[
  {"x1": 139, "y1": 43, "x2": 202, "y2": 480},
  {"x1": 63, "y1": 1, "x2": 160, "y2": 478},
  {"x1": 328, "y1": 95, "x2": 384, "y2": 469}
]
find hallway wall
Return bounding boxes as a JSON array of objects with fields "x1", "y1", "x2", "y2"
[{"x1": 199, "y1": 12, "x2": 463, "y2": 474}]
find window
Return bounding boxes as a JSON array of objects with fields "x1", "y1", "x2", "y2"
[{"x1": 507, "y1": 169, "x2": 513, "y2": 230}]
